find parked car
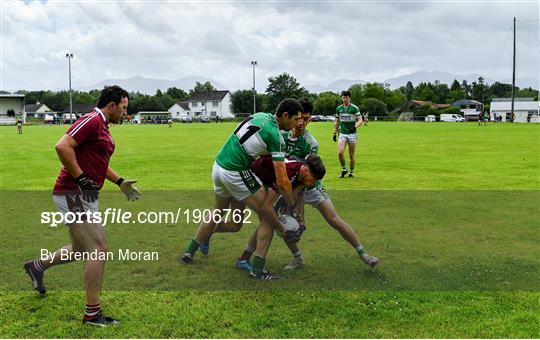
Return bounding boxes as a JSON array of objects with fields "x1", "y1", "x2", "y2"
[
  {"x1": 440, "y1": 114, "x2": 466, "y2": 122},
  {"x1": 326, "y1": 115, "x2": 336, "y2": 122},
  {"x1": 200, "y1": 116, "x2": 210, "y2": 123},
  {"x1": 425, "y1": 115, "x2": 436, "y2": 122},
  {"x1": 179, "y1": 115, "x2": 192, "y2": 123}
]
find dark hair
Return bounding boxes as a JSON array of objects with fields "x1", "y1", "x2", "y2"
[
  {"x1": 298, "y1": 97, "x2": 313, "y2": 115},
  {"x1": 341, "y1": 90, "x2": 351, "y2": 97},
  {"x1": 97, "y1": 85, "x2": 129, "y2": 109},
  {"x1": 306, "y1": 154, "x2": 326, "y2": 180},
  {"x1": 275, "y1": 98, "x2": 302, "y2": 118}
]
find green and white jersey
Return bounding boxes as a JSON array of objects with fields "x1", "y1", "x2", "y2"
[
  {"x1": 336, "y1": 104, "x2": 360, "y2": 134},
  {"x1": 216, "y1": 112, "x2": 285, "y2": 171},
  {"x1": 281, "y1": 129, "x2": 318, "y2": 159},
  {"x1": 282, "y1": 129, "x2": 323, "y2": 189}
]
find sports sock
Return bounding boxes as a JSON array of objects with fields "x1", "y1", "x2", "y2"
[
  {"x1": 84, "y1": 303, "x2": 101, "y2": 320},
  {"x1": 350, "y1": 168, "x2": 354, "y2": 174},
  {"x1": 342, "y1": 166, "x2": 347, "y2": 171},
  {"x1": 185, "y1": 239, "x2": 200, "y2": 256},
  {"x1": 33, "y1": 259, "x2": 46, "y2": 272},
  {"x1": 251, "y1": 255, "x2": 265, "y2": 275},
  {"x1": 238, "y1": 245, "x2": 254, "y2": 261},
  {"x1": 292, "y1": 250, "x2": 302, "y2": 258},
  {"x1": 355, "y1": 244, "x2": 365, "y2": 255}
]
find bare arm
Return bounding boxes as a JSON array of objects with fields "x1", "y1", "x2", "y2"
[
  {"x1": 106, "y1": 166, "x2": 121, "y2": 183},
  {"x1": 334, "y1": 117, "x2": 340, "y2": 134},
  {"x1": 355, "y1": 114, "x2": 364, "y2": 129},
  {"x1": 54, "y1": 134, "x2": 83, "y2": 178},
  {"x1": 273, "y1": 160, "x2": 294, "y2": 207}
]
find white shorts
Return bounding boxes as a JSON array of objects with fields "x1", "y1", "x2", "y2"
[
  {"x1": 52, "y1": 193, "x2": 99, "y2": 224},
  {"x1": 212, "y1": 162, "x2": 262, "y2": 201},
  {"x1": 303, "y1": 185, "x2": 330, "y2": 207},
  {"x1": 339, "y1": 133, "x2": 357, "y2": 144}
]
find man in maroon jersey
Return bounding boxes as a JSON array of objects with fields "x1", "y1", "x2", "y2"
[{"x1": 23, "y1": 85, "x2": 139, "y2": 327}]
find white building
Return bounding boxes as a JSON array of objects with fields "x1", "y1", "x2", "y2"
[
  {"x1": 188, "y1": 90, "x2": 233, "y2": 119},
  {"x1": 167, "y1": 101, "x2": 191, "y2": 120},
  {"x1": 0, "y1": 94, "x2": 25, "y2": 125},
  {"x1": 25, "y1": 102, "x2": 53, "y2": 119},
  {"x1": 490, "y1": 98, "x2": 539, "y2": 122}
]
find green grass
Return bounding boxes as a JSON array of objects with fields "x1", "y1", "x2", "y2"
[{"x1": 1, "y1": 122, "x2": 539, "y2": 338}]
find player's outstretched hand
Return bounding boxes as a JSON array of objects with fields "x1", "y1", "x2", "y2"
[
  {"x1": 117, "y1": 178, "x2": 140, "y2": 201},
  {"x1": 332, "y1": 133, "x2": 337, "y2": 142},
  {"x1": 76, "y1": 173, "x2": 99, "y2": 203}
]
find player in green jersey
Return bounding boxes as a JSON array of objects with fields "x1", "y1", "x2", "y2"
[
  {"x1": 236, "y1": 98, "x2": 378, "y2": 271},
  {"x1": 333, "y1": 90, "x2": 364, "y2": 178},
  {"x1": 180, "y1": 98, "x2": 303, "y2": 280}
]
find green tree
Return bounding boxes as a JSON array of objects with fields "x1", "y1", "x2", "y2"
[
  {"x1": 489, "y1": 82, "x2": 513, "y2": 98},
  {"x1": 230, "y1": 89, "x2": 264, "y2": 114},
  {"x1": 166, "y1": 87, "x2": 188, "y2": 102},
  {"x1": 362, "y1": 82, "x2": 385, "y2": 101},
  {"x1": 362, "y1": 98, "x2": 387, "y2": 116},
  {"x1": 405, "y1": 81, "x2": 414, "y2": 100},
  {"x1": 313, "y1": 92, "x2": 341, "y2": 116},
  {"x1": 348, "y1": 84, "x2": 363, "y2": 105},
  {"x1": 265, "y1": 73, "x2": 307, "y2": 112},
  {"x1": 385, "y1": 89, "x2": 407, "y2": 112},
  {"x1": 189, "y1": 81, "x2": 216, "y2": 95}
]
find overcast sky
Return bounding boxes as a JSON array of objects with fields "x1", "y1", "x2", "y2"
[{"x1": 2, "y1": 0, "x2": 539, "y2": 92}]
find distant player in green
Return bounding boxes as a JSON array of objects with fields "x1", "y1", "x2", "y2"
[
  {"x1": 333, "y1": 90, "x2": 364, "y2": 178},
  {"x1": 180, "y1": 98, "x2": 303, "y2": 280},
  {"x1": 236, "y1": 98, "x2": 378, "y2": 271}
]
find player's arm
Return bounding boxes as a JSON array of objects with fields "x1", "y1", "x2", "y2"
[
  {"x1": 55, "y1": 134, "x2": 83, "y2": 178},
  {"x1": 273, "y1": 160, "x2": 294, "y2": 207},
  {"x1": 55, "y1": 134, "x2": 98, "y2": 202},
  {"x1": 106, "y1": 166, "x2": 140, "y2": 201},
  {"x1": 355, "y1": 114, "x2": 364, "y2": 128}
]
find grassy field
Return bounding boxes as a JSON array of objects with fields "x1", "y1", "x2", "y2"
[{"x1": 1, "y1": 122, "x2": 539, "y2": 338}]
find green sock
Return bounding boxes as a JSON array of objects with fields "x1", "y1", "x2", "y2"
[
  {"x1": 252, "y1": 255, "x2": 266, "y2": 275},
  {"x1": 355, "y1": 244, "x2": 364, "y2": 255},
  {"x1": 350, "y1": 168, "x2": 354, "y2": 174},
  {"x1": 186, "y1": 239, "x2": 200, "y2": 256}
]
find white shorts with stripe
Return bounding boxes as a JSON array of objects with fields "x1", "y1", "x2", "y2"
[{"x1": 212, "y1": 161, "x2": 262, "y2": 201}]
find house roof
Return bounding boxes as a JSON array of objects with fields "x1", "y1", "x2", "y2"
[
  {"x1": 452, "y1": 99, "x2": 482, "y2": 107},
  {"x1": 25, "y1": 103, "x2": 48, "y2": 112},
  {"x1": 63, "y1": 104, "x2": 96, "y2": 114},
  {"x1": 178, "y1": 101, "x2": 190, "y2": 110},
  {"x1": 409, "y1": 100, "x2": 450, "y2": 109},
  {"x1": 189, "y1": 91, "x2": 229, "y2": 102}
]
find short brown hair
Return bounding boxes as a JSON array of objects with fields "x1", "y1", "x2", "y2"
[{"x1": 306, "y1": 154, "x2": 326, "y2": 180}]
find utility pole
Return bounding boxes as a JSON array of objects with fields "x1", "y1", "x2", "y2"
[
  {"x1": 66, "y1": 53, "x2": 74, "y2": 118},
  {"x1": 510, "y1": 17, "x2": 516, "y2": 122},
  {"x1": 251, "y1": 61, "x2": 257, "y2": 115}
]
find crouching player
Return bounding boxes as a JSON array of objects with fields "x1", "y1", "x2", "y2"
[{"x1": 268, "y1": 97, "x2": 378, "y2": 270}]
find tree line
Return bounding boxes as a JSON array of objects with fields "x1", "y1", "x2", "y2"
[{"x1": 7, "y1": 74, "x2": 537, "y2": 117}]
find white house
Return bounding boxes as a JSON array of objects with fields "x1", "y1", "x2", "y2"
[
  {"x1": 490, "y1": 98, "x2": 539, "y2": 122},
  {"x1": 167, "y1": 101, "x2": 191, "y2": 120},
  {"x1": 0, "y1": 94, "x2": 25, "y2": 125},
  {"x1": 187, "y1": 90, "x2": 233, "y2": 119},
  {"x1": 25, "y1": 102, "x2": 53, "y2": 119}
]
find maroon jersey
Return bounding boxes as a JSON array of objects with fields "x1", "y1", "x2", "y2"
[
  {"x1": 251, "y1": 155, "x2": 303, "y2": 190},
  {"x1": 53, "y1": 108, "x2": 115, "y2": 195}
]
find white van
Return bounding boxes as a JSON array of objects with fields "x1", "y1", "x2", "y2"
[{"x1": 440, "y1": 114, "x2": 466, "y2": 122}]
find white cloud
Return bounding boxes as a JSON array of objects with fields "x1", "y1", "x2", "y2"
[{"x1": 1, "y1": 1, "x2": 538, "y2": 91}]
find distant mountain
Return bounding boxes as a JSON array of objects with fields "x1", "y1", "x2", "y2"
[
  {"x1": 78, "y1": 76, "x2": 227, "y2": 94},
  {"x1": 382, "y1": 70, "x2": 537, "y2": 89},
  {"x1": 305, "y1": 78, "x2": 365, "y2": 94}
]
